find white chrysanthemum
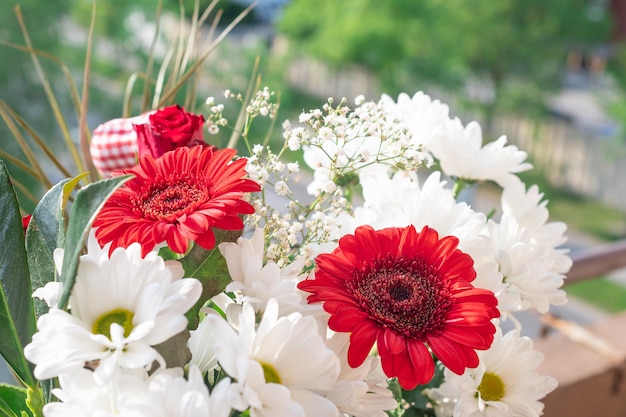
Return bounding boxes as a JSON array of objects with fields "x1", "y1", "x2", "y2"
[
  {"x1": 324, "y1": 332, "x2": 396, "y2": 417},
  {"x1": 122, "y1": 366, "x2": 234, "y2": 417},
  {"x1": 206, "y1": 299, "x2": 340, "y2": 417},
  {"x1": 43, "y1": 366, "x2": 232, "y2": 417},
  {"x1": 24, "y1": 241, "x2": 202, "y2": 384},
  {"x1": 219, "y1": 227, "x2": 312, "y2": 316},
  {"x1": 485, "y1": 178, "x2": 571, "y2": 313},
  {"x1": 354, "y1": 169, "x2": 504, "y2": 296},
  {"x1": 379, "y1": 91, "x2": 451, "y2": 151},
  {"x1": 501, "y1": 178, "x2": 572, "y2": 275},
  {"x1": 42, "y1": 368, "x2": 135, "y2": 417},
  {"x1": 429, "y1": 118, "x2": 532, "y2": 188},
  {"x1": 426, "y1": 328, "x2": 557, "y2": 417}
]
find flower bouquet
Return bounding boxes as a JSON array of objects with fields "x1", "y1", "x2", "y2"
[{"x1": 0, "y1": 6, "x2": 571, "y2": 417}]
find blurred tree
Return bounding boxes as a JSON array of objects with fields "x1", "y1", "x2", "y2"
[{"x1": 278, "y1": 0, "x2": 608, "y2": 122}]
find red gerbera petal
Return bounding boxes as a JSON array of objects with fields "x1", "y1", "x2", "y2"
[
  {"x1": 93, "y1": 146, "x2": 260, "y2": 256},
  {"x1": 297, "y1": 224, "x2": 500, "y2": 389}
]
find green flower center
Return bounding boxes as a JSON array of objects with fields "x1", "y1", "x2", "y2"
[
  {"x1": 477, "y1": 371, "x2": 506, "y2": 402},
  {"x1": 260, "y1": 361, "x2": 282, "y2": 384},
  {"x1": 92, "y1": 308, "x2": 135, "y2": 339}
]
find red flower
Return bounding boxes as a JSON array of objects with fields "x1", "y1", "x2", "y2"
[
  {"x1": 298, "y1": 225, "x2": 500, "y2": 390},
  {"x1": 135, "y1": 105, "x2": 207, "y2": 159},
  {"x1": 93, "y1": 146, "x2": 260, "y2": 256},
  {"x1": 22, "y1": 214, "x2": 32, "y2": 235}
]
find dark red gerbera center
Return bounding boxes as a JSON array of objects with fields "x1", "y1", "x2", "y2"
[
  {"x1": 349, "y1": 255, "x2": 454, "y2": 340},
  {"x1": 136, "y1": 174, "x2": 207, "y2": 222}
]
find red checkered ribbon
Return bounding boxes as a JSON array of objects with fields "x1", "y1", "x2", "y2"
[{"x1": 90, "y1": 114, "x2": 151, "y2": 177}]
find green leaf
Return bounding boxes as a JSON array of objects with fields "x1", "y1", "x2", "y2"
[
  {"x1": 154, "y1": 330, "x2": 191, "y2": 370},
  {"x1": 26, "y1": 173, "x2": 87, "y2": 318},
  {"x1": 0, "y1": 159, "x2": 36, "y2": 388},
  {"x1": 57, "y1": 175, "x2": 130, "y2": 310},
  {"x1": 179, "y1": 242, "x2": 233, "y2": 330},
  {"x1": 0, "y1": 384, "x2": 33, "y2": 417}
]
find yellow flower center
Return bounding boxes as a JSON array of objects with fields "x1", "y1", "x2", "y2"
[
  {"x1": 260, "y1": 361, "x2": 282, "y2": 384},
  {"x1": 92, "y1": 308, "x2": 135, "y2": 339},
  {"x1": 477, "y1": 371, "x2": 506, "y2": 402}
]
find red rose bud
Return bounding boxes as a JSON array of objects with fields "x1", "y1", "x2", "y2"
[
  {"x1": 135, "y1": 105, "x2": 207, "y2": 159},
  {"x1": 22, "y1": 214, "x2": 32, "y2": 235}
]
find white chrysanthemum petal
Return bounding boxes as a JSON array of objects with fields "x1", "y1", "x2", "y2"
[
  {"x1": 32, "y1": 281, "x2": 61, "y2": 309},
  {"x1": 188, "y1": 312, "x2": 219, "y2": 373},
  {"x1": 219, "y1": 228, "x2": 309, "y2": 316},
  {"x1": 325, "y1": 332, "x2": 396, "y2": 417},
  {"x1": 380, "y1": 91, "x2": 451, "y2": 150},
  {"x1": 429, "y1": 118, "x2": 532, "y2": 187}
]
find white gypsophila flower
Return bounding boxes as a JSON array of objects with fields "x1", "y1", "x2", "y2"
[
  {"x1": 429, "y1": 118, "x2": 532, "y2": 188},
  {"x1": 299, "y1": 97, "x2": 429, "y2": 196},
  {"x1": 379, "y1": 91, "x2": 451, "y2": 152},
  {"x1": 219, "y1": 227, "x2": 314, "y2": 316},
  {"x1": 353, "y1": 168, "x2": 504, "y2": 296},
  {"x1": 24, "y1": 240, "x2": 202, "y2": 384},
  {"x1": 304, "y1": 210, "x2": 359, "y2": 258},
  {"x1": 324, "y1": 332, "x2": 397, "y2": 417},
  {"x1": 425, "y1": 327, "x2": 557, "y2": 417},
  {"x1": 206, "y1": 299, "x2": 340, "y2": 417}
]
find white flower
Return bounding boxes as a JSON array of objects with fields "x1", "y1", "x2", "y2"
[
  {"x1": 206, "y1": 299, "x2": 340, "y2": 417},
  {"x1": 42, "y1": 368, "x2": 135, "y2": 417},
  {"x1": 188, "y1": 310, "x2": 220, "y2": 374},
  {"x1": 43, "y1": 366, "x2": 233, "y2": 417},
  {"x1": 324, "y1": 332, "x2": 396, "y2": 417},
  {"x1": 429, "y1": 119, "x2": 532, "y2": 188},
  {"x1": 501, "y1": 178, "x2": 572, "y2": 275},
  {"x1": 219, "y1": 227, "x2": 311, "y2": 316},
  {"x1": 32, "y1": 281, "x2": 62, "y2": 309},
  {"x1": 24, "y1": 241, "x2": 201, "y2": 384},
  {"x1": 486, "y1": 178, "x2": 570, "y2": 313},
  {"x1": 426, "y1": 327, "x2": 557, "y2": 417},
  {"x1": 122, "y1": 366, "x2": 234, "y2": 417},
  {"x1": 379, "y1": 90, "x2": 451, "y2": 151}
]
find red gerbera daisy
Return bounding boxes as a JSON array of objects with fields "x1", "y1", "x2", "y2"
[
  {"x1": 298, "y1": 224, "x2": 500, "y2": 390},
  {"x1": 93, "y1": 146, "x2": 260, "y2": 256}
]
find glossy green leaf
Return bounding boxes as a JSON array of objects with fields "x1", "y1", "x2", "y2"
[
  {"x1": 57, "y1": 175, "x2": 130, "y2": 310},
  {"x1": 0, "y1": 159, "x2": 36, "y2": 388},
  {"x1": 26, "y1": 173, "x2": 87, "y2": 318},
  {"x1": 179, "y1": 240, "x2": 234, "y2": 330},
  {"x1": 0, "y1": 384, "x2": 32, "y2": 417}
]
